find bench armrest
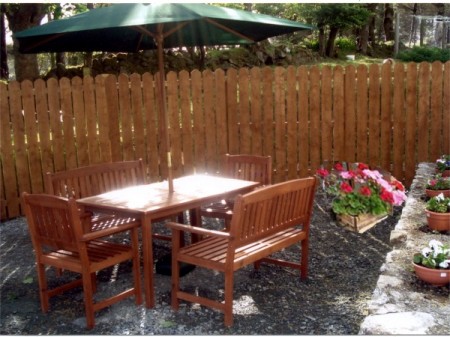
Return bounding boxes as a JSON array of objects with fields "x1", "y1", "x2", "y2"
[{"x1": 167, "y1": 222, "x2": 231, "y2": 239}]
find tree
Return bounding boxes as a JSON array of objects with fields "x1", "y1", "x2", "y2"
[
  {"x1": 303, "y1": 4, "x2": 371, "y2": 57},
  {"x1": 4, "y1": 3, "x2": 48, "y2": 81},
  {"x1": 358, "y1": 4, "x2": 377, "y2": 55},
  {"x1": 384, "y1": 4, "x2": 395, "y2": 41},
  {"x1": 1, "y1": 4, "x2": 8, "y2": 80}
]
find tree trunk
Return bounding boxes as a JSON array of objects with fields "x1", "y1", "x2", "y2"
[
  {"x1": 367, "y1": 4, "x2": 377, "y2": 49},
  {"x1": 408, "y1": 4, "x2": 418, "y2": 46},
  {"x1": 325, "y1": 27, "x2": 339, "y2": 57},
  {"x1": 0, "y1": 6, "x2": 8, "y2": 80},
  {"x1": 318, "y1": 27, "x2": 326, "y2": 57},
  {"x1": 5, "y1": 3, "x2": 47, "y2": 81},
  {"x1": 384, "y1": 4, "x2": 395, "y2": 41},
  {"x1": 359, "y1": 25, "x2": 369, "y2": 54},
  {"x1": 244, "y1": 3, "x2": 253, "y2": 12}
]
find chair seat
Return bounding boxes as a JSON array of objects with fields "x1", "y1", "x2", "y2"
[
  {"x1": 177, "y1": 227, "x2": 306, "y2": 271},
  {"x1": 42, "y1": 240, "x2": 133, "y2": 273}
]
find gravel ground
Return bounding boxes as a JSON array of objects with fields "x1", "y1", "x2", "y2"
[{"x1": 1, "y1": 191, "x2": 403, "y2": 335}]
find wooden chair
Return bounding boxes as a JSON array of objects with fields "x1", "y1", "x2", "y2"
[
  {"x1": 168, "y1": 177, "x2": 317, "y2": 326},
  {"x1": 22, "y1": 192, "x2": 142, "y2": 329},
  {"x1": 200, "y1": 154, "x2": 272, "y2": 229}
]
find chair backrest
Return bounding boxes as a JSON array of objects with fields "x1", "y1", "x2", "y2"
[
  {"x1": 224, "y1": 154, "x2": 272, "y2": 185},
  {"x1": 229, "y1": 177, "x2": 317, "y2": 247},
  {"x1": 45, "y1": 159, "x2": 146, "y2": 199},
  {"x1": 22, "y1": 193, "x2": 83, "y2": 254}
]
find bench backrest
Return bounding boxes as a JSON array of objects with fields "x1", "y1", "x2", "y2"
[
  {"x1": 45, "y1": 159, "x2": 146, "y2": 199},
  {"x1": 229, "y1": 177, "x2": 317, "y2": 247},
  {"x1": 224, "y1": 154, "x2": 272, "y2": 185}
]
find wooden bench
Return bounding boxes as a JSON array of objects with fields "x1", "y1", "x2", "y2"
[
  {"x1": 167, "y1": 177, "x2": 317, "y2": 327},
  {"x1": 45, "y1": 160, "x2": 146, "y2": 231},
  {"x1": 45, "y1": 159, "x2": 180, "y2": 237}
]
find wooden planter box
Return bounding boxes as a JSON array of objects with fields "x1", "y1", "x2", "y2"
[{"x1": 336, "y1": 213, "x2": 388, "y2": 233}]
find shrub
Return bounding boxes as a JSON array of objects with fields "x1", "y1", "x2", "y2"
[
  {"x1": 335, "y1": 37, "x2": 357, "y2": 52},
  {"x1": 396, "y1": 46, "x2": 450, "y2": 63}
]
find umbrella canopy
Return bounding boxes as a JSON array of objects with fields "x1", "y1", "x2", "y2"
[{"x1": 15, "y1": 3, "x2": 314, "y2": 192}]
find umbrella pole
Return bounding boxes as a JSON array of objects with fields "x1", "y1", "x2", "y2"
[{"x1": 156, "y1": 33, "x2": 174, "y2": 193}]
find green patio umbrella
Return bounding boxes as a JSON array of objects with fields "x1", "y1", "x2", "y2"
[{"x1": 15, "y1": 3, "x2": 314, "y2": 192}]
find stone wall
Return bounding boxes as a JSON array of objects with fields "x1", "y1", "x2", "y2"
[{"x1": 359, "y1": 163, "x2": 450, "y2": 335}]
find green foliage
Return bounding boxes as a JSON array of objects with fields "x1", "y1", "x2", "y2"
[
  {"x1": 303, "y1": 38, "x2": 319, "y2": 51},
  {"x1": 335, "y1": 37, "x2": 357, "y2": 52},
  {"x1": 309, "y1": 4, "x2": 371, "y2": 29},
  {"x1": 396, "y1": 47, "x2": 450, "y2": 63},
  {"x1": 426, "y1": 175, "x2": 450, "y2": 191},
  {"x1": 426, "y1": 194, "x2": 450, "y2": 213},
  {"x1": 413, "y1": 240, "x2": 450, "y2": 269}
]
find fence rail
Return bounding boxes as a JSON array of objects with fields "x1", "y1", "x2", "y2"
[{"x1": 1, "y1": 62, "x2": 449, "y2": 220}]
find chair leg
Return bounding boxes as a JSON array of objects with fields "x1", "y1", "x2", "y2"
[
  {"x1": 171, "y1": 230, "x2": 182, "y2": 311},
  {"x1": 36, "y1": 262, "x2": 49, "y2": 312},
  {"x1": 90, "y1": 272, "x2": 97, "y2": 293},
  {"x1": 223, "y1": 270, "x2": 234, "y2": 327},
  {"x1": 131, "y1": 228, "x2": 142, "y2": 305},
  {"x1": 82, "y1": 271, "x2": 96, "y2": 329}
]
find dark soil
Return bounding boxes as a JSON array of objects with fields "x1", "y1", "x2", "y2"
[{"x1": 0, "y1": 191, "x2": 403, "y2": 335}]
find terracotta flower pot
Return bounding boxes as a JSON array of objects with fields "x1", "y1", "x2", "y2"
[
  {"x1": 425, "y1": 189, "x2": 450, "y2": 198},
  {"x1": 425, "y1": 210, "x2": 450, "y2": 231},
  {"x1": 413, "y1": 263, "x2": 450, "y2": 286},
  {"x1": 442, "y1": 169, "x2": 450, "y2": 177}
]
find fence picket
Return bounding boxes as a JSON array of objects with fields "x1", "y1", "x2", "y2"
[
  {"x1": 2, "y1": 63, "x2": 449, "y2": 220},
  {"x1": 417, "y1": 62, "x2": 430, "y2": 163},
  {"x1": 430, "y1": 62, "x2": 443, "y2": 161}
]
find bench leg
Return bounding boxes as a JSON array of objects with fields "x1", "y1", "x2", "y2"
[{"x1": 301, "y1": 239, "x2": 309, "y2": 280}]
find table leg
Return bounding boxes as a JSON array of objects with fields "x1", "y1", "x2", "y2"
[{"x1": 141, "y1": 214, "x2": 154, "y2": 308}]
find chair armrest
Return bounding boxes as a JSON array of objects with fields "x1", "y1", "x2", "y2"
[
  {"x1": 80, "y1": 221, "x2": 140, "y2": 241},
  {"x1": 166, "y1": 222, "x2": 231, "y2": 239}
]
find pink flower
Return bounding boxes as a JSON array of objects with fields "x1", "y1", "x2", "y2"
[
  {"x1": 362, "y1": 169, "x2": 383, "y2": 181},
  {"x1": 340, "y1": 170, "x2": 355, "y2": 179},
  {"x1": 392, "y1": 190, "x2": 407, "y2": 206}
]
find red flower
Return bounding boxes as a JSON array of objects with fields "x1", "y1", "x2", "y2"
[
  {"x1": 334, "y1": 162, "x2": 344, "y2": 171},
  {"x1": 380, "y1": 189, "x2": 394, "y2": 204},
  {"x1": 317, "y1": 168, "x2": 329, "y2": 178},
  {"x1": 360, "y1": 186, "x2": 372, "y2": 196},
  {"x1": 391, "y1": 179, "x2": 405, "y2": 191},
  {"x1": 357, "y1": 163, "x2": 369, "y2": 170},
  {"x1": 428, "y1": 179, "x2": 437, "y2": 187},
  {"x1": 340, "y1": 182, "x2": 353, "y2": 193}
]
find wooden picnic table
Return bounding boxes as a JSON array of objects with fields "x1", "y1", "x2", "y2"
[{"x1": 77, "y1": 174, "x2": 260, "y2": 308}]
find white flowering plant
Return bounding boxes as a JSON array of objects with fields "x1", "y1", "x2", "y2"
[
  {"x1": 425, "y1": 193, "x2": 450, "y2": 213},
  {"x1": 413, "y1": 240, "x2": 450, "y2": 269},
  {"x1": 436, "y1": 154, "x2": 450, "y2": 172}
]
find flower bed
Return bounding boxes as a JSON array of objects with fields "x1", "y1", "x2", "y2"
[{"x1": 317, "y1": 161, "x2": 407, "y2": 233}]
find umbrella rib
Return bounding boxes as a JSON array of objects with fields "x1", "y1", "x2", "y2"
[{"x1": 204, "y1": 18, "x2": 255, "y2": 42}]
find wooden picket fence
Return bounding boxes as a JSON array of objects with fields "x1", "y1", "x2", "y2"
[{"x1": 1, "y1": 62, "x2": 449, "y2": 220}]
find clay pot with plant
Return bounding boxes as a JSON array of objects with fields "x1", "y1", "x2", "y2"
[
  {"x1": 425, "y1": 193, "x2": 450, "y2": 232},
  {"x1": 413, "y1": 239, "x2": 450, "y2": 286}
]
